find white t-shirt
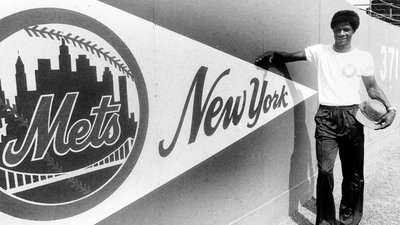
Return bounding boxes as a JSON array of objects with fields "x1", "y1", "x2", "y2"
[{"x1": 305, "y1": 44, "x2": 375, "y2": 106}]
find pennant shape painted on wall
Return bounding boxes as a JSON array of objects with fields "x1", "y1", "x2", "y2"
[{"x1": 0, "y1": 0, "x2": 316, "y2": 224}]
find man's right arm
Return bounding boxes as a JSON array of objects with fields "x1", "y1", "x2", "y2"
[{"x1": 255, "y1": 50, "x2": 306, "y2": 68}]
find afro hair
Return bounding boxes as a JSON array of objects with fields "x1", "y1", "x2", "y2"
[{"x1": 330, "y1": 10, "x2": 360, "y2": 31}]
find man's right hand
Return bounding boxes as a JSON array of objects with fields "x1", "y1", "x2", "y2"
[
  {"x1": 255, "y1": 51, "x2": 276, "y2": 69},
  {"x1": 255, "y1": 50, "x2": 306, "y2": 68}
]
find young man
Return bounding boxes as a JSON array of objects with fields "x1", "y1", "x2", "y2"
[{"x1": 255, "y1": 10, "x2": 396, "y2": 225}]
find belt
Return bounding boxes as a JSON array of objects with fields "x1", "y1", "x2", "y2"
[{"x1": 319, "y1": 104, "x2": 358, "y2": 110}]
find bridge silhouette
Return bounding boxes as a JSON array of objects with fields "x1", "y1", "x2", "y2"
[{"x1": 0, "y1": 137, "x2": 134, "y2": 195}]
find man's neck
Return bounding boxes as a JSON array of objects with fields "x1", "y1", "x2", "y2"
[{"x1": 333, "y1": 44, "x2": 352, "y2": 53}]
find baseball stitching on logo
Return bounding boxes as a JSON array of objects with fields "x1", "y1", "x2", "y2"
[{"x1": 24, "y1": 25, "x2": 133, "y2": 78}]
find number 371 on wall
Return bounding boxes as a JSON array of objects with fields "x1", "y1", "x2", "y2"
[{"x1": 379, "y1": 45, "x2": 399, "y2": 81}]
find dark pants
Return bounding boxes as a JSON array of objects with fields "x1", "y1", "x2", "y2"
[{"x1": 314, "y1": 105, "x2": 364, "y2": 225}]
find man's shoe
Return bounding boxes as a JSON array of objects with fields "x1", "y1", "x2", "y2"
[{"x1": 339, "y1": 209, "x2": 353, "y2": 225}]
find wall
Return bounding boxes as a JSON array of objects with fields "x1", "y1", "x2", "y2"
[
  {"x1": 96, "y1": 0, "x2": 399, "y2": 225},
  {"x1": 0, "y1": 0, "x2": 398, "y2": 224}
]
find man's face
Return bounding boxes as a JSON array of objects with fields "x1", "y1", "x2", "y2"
[{"x1": 333, "y1": 22, "x2": 354, "y2": 48}]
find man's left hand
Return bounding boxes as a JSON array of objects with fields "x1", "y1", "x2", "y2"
[{"x1": 375, "y1": 109, "x2": 396, "y2": 130}]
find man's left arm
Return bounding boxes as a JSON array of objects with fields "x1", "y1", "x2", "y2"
[{"x1": 362, "y1": 75, "x2": 396, "y2": 129}]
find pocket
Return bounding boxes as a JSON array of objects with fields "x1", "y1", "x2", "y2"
[{"x1": 314, "y1": 108, "x2": 330, "y2": 124}]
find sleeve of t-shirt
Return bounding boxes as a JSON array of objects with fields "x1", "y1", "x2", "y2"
[
  {"x1": 362, "y1": 52, "x2": 375, "y2": 77},
  {"x1": 304, "y1": 44, "x2": 323, "y2": 66}
]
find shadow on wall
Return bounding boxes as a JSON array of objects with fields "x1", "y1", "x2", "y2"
[
  {"x1": 290, "y1": 197, "x2": 316, "y2": 225},
  {"x1": 263, "y1": 62, "x2": 316, "y2": 223}
]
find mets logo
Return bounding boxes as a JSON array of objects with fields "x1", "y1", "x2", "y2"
[{"x1": 0, "y1": 8, "x2": 148, "y2": 220}]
